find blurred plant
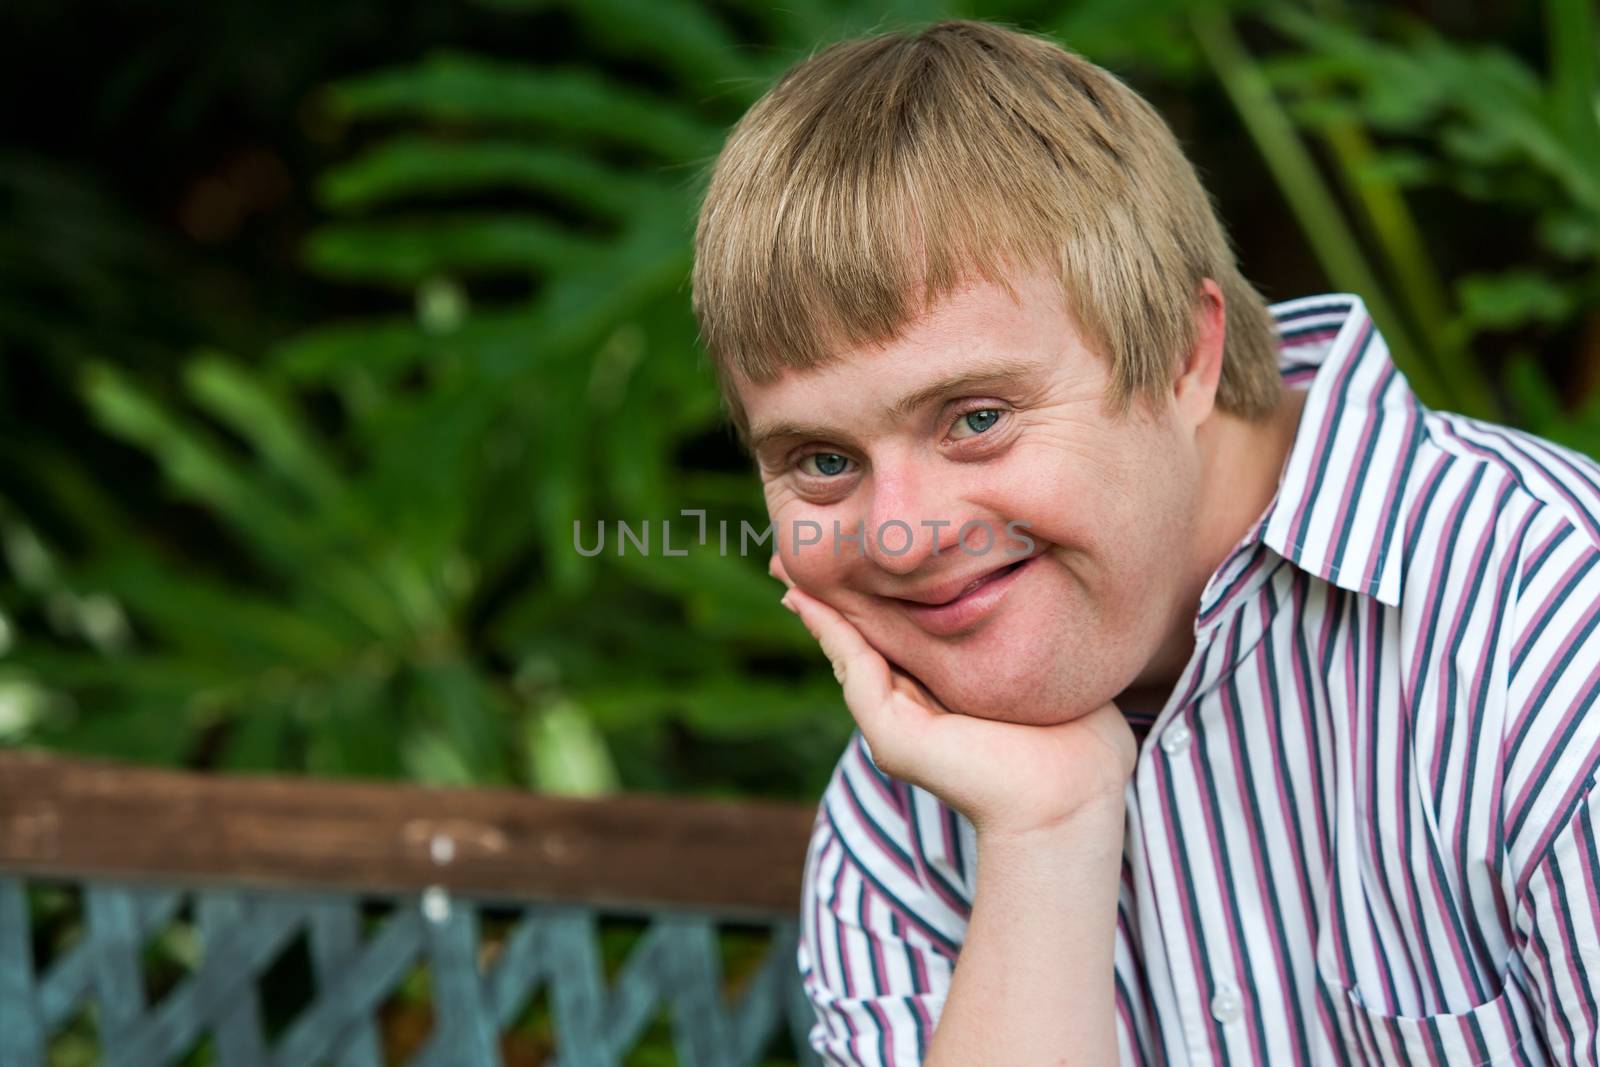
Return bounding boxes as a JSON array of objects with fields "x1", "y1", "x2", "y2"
[
  {"x1": 1201, "y1": 0, "x2": 1600, "y2": 446},
  {"x1": 6, "y1": 0, "x2": 1598, "y2": 804},
  {"x1": 8, "y1": 0, "x2": 982, "y2": 797}
]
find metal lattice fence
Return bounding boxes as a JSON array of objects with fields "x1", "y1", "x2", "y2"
[{"x1": 0, "y1": 751, "x2": 823, "y2": 1067}]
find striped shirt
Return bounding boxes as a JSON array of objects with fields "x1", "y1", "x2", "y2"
[{"x1": 797, "y1": 292, "x2": 1600, "y2": 1066}]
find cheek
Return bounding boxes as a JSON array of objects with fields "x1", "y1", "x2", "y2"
[
  {"x1": 768, "y1": 501, "x2": 850, "y2": 593},
  {"x1": 784, "y1": 544, "x2": 843, "y2": 593},
  {"x1": 997, "y1": 433, "x2": 1187, "y2": 599},
  {"x1": 988, "y1": 460, "x2": 1107, "y2": 553}
]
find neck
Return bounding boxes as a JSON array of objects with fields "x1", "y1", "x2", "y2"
[{"x1": 1115, "y1": 384, "x2": 1308, "y2": 718}]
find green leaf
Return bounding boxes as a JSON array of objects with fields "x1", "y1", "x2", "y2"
[
  {"x1": 73, "y1": 552, "x2": 359, "y2": 667},
  {"x1": 304, "y1": 214, "x2": 604, "y2": 285},
  {"x1": 408, "y1": 659, "x2": 511, "y2": 784},
  {"x1": 525, "y1": 696, "x2": 620, "y2": 794},
  {"x1": 272, "y1": 316, "x2": 434, "y2": 385},
  {"x1": 184, "y1": 353, "x2": 346, "y2": 508},
  {"x1": 328, "y1": 52, "x2": 720, "y2": 159},
  {"x1": 319, "y1": 137, "x2": 669, "y2": 219},
  {"x1": 474, "y1": 0, "x2": 759, "y2": 100},
  {"x1": 1455, "y1": 270, "x2": 1577, "y2": 331},
  {"x1": 80, "y1": 363, "x2": 311, "y2": 570}
]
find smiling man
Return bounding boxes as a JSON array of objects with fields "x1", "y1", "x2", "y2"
[{"x1": 691, "y1": 19, "x2": 1600, "y2": 1067}]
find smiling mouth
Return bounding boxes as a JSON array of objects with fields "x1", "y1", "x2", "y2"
[
  {"x1": 890, "y1": 543, "x2": 1048, "y2": 608},
  {"x1": 889, "y1": 551, "x2": 1040, "y2": 637},
  {"x1": 926, "y1": 558, "x2": 1029, "y2": 606}
]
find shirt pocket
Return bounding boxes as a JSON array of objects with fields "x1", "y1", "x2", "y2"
[{"x1": 1323, "y1": 973, "x2": 1529, "y2": 1067}]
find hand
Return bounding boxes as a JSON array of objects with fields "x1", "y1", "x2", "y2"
[{"x1": 772, "y1": 554, "x2": 1138, "y2": 838}]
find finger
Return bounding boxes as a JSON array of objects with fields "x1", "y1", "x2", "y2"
[
  {"x1": 768, "y1": 552, "x2": 795, "y2": 589},
  {"x1": 886, "y1": 664, "x2": 949, "y2": 714},
  {"x1": 782, "y1": 587, "x2": 893, "y2": 719}
]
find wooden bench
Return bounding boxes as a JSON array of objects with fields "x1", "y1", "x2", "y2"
[{"x1": 0, "y1": 749, "x2": 823, "y2": 1066}]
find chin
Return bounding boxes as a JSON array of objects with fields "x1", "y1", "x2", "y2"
[
  {"x1": 895, "y1": 631, "x2": 1115, "y2": 727},
  {"x1": 938, "y1": 676, "x2": 1100, "y2": 726}
]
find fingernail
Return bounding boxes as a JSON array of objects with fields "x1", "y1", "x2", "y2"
[{"x1": 780, "y1": 592, "x2": 798, "y2": 614}]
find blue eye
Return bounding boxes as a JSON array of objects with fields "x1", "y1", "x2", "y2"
[
  {"x1": 954, "y1": 409, "x2": 1001, "y2": 437},
  {"x1": 800, "y1": 452, "x2": 851, "y2": 477}
]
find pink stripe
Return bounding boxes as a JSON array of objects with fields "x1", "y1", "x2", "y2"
[
  {"x1": 1507, "y1": 592, "x2": 1600, "y2": 767},
  {"x1": 1284, "y1": 316, "x2": 1376, "y2": 543},
  {"x1": 1518, "y1": 520, "x2": 1569, "y2": 595},
  {"x1": 805, "y1": 836, "x2": 835, "y2": 997},
  {"x1": 1285, "y1": 575, "x2": 1333, "y2": 903},
  {"x1": 1566, "y1": 810, "x2": 1600, "y2": 1044},
  {"x1": 1460, "y1": 500, "x2": 1540, "y2": 942},
  {"x1": 1323, "y1": 361, "x2": 1393, "y2": 580},
  {"x1": 1508, "y1": 548, "x2": 1600, "y2": 673},
  {"x1": 1540, "y1": 812, "x2": 1600, "y2": 1052},
  {"x1": 827, "y1": 787, "x2": 966, "y2": 960},
  {"x1": 1358, "y1": 390, "x2": 1418, "y2": 594},
  {"x1": 1371, "y1": 593, "x2": 1428, "y2": 1013},
  {"x1": 1417, "y1": 799, "x2": 1484, "y2": 1010},
  {"x1": 1147, "y1": 646, "x2": 1230, "y2": 1064},
  {"x1": 1344, "y1": 596, "x2": 1401, "y2": 1011},
  {"x1": 1427, "y1": 482, "x2": 1511, "y2": 795},
  {"x1": 1153, "y1": 748, "x2": 1231, "y2": 1066},
  {"x1": 906, "y1": 926, "x2": 934, "y2": 1008},
  {"x1": 1218, "y1": 590, "x2": 1305, "y2": 1065},
  {"x1": 900, "y1": 793, "x2": 972, "y2": 925},
  {"x1": 1311, "y1": 578, "x2": 1351, "y2": 992},
  {"x1": 861, "y1": 885, "x2": 898, "y2": 1054},
  {"x1": 1397, "y1": 453, "x2": 1455, "y2": 709},
  {"x1": 1199, "y1": 542, "x2": 1271, "y2": 628},
  {"x1": 851, "y1": 735, "x2": 902, "y2": 811},
  {"x1": 823, "y1": 842, "x2": 865, "y2": 1055},
  {"x1": 1115, "y1": 996, "x2": 1141, "y2": 1066},
  {"x1": 1511, "y1": 665, "x2": 1600, "y2": 901},
  {"x1": 835, "y1": 761, "x2": 919, "y2": 886},
  {"x1": 1478, "y1": 423, "x2": 1600, "y2": 542},
  {"x1": 1278, "y1": 326, "x2": 1343, "y2": 350}
]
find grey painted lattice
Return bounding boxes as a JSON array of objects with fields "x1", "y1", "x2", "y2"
[{"x1": 0, "y1": 877, "x2": 822, "y2": 1067}]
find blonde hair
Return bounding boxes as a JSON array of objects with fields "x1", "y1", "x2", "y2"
[{"x1": 691, "y1": 19, "x2": 1283, "y2": 447}]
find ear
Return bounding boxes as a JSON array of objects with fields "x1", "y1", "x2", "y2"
[{"x1": 1172, "y1": 278, "x2": 1226, "y2": 430}]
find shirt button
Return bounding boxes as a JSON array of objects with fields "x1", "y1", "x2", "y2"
[
  {"x1": 1160, "y1": 721, "x2": 1192, "y2": 757},
  {"x1": 1210, "y1": 979, "x2": 1243, "y2": 1024}
]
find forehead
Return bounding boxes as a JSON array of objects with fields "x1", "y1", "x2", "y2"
[{"x1": 736, "y1": 270, "x2": 1098, "y2": 454}]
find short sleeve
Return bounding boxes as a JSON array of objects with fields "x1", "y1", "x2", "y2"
[
  {"x1": 1511, "y1": 779, "x2": 1600, "y2": 1065},
  {"x1": 1503, "y1": 508, "x2": 1600, "y2": 1063},
  {"x1": 1501, "y1": 509, "x2": 1600, "y2": 882},
  {"x1": 797, "y1": 734, "x2": 971, "y2": 1066}
]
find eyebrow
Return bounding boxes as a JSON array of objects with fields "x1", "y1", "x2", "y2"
[{"x1": 747, "y1": 356, "x2": 1046, "y2": 456}]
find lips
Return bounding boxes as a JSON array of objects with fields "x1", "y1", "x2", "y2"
[
  {"x1": 935, "y1": 558, "x2": 1024, "y2": 604},
  {"x1": 890, "y1": 548, "x2": 1046, "y2": 637},
  {"x1": 891, "y1": 545, "x2": 1048, "y2": 606}
]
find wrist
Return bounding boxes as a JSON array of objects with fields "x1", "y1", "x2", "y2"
[
  {"x1": 974, "y1": 785, "x2": 1126, "y2": 839},
  {"x1": 974, "y1": 796, "x2": 1126, "y2": 859}
]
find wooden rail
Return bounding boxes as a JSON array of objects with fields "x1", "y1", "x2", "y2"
[
  {"x1": 0, "y1": 748, "x2": 820, "y2": 917},
  {"x1": 0, "y1": 749, "x2": 827, "y2": 1065}
]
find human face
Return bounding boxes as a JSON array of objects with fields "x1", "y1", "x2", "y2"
[{"x1": 738, "y1": 269, "x2": 1212, "y2": 726}]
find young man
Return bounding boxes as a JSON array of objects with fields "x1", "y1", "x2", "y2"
[{"x1": 691, "y1": 19, "x2": 1600, "y2": 1067}]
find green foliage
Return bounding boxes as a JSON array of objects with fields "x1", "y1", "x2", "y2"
[
  {"x1": 5, "y1": 0, "x2": 1600, "y2": 804},
  {"x1": 1258, "y1": 0, "x2": 1600, "y2": 450},
  {"x1": 10, "y1": 0, "x2": 977, "y2": 798}
]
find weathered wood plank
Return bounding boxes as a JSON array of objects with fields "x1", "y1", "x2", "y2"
[{"x1": 0, "y1": 749, "x2": 817, "y2": 916}]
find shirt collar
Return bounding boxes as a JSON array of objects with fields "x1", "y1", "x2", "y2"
[{"x1": 1214, "y1": 293, "x2": 1425, "y2": 613}]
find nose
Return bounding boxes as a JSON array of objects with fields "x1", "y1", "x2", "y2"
[{"x1": 860, "y1": 463, "x2": 974, "y2": 575}]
